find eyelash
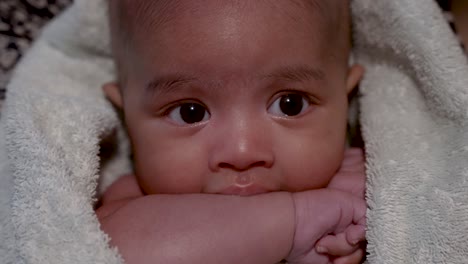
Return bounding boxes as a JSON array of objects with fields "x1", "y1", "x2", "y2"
[
  {"x1": 269, "y1": 89, "x2": 317, "y2": 104},
  {"x1": 160, "y1": 99, "x2": 208, "y2": 116},
  {"x1": 271, "y1": 89, "x2": 319, "y2": 107}
]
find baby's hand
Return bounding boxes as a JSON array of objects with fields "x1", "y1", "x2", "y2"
[
  {"x1": 286, "y1": 189, "x2": 366, "y2": 264},
  {"x1": 327, "y1": 148, "x2": 366, "y2": 197},
  {"x1": 314, "y1": 148, "x2": 366, "y2": 263},
  {"x1": 314, "y1": 231, "x2": 365, "y2": 264}
]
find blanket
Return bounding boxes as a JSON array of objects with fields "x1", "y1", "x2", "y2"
[{"x1": 1, "y1": 0, "x2": 468, "y2": 263}]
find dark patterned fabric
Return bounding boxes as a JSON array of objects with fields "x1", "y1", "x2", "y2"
[
  {"x1": 437, "y1": 0, "x2": 451, "y2": 10},
  {"x1": 436, "y1": 0, "x2": 465, "y2": 50},
  {"x1": 0, "y1": 0, "x2": 73, "y2": 103}
]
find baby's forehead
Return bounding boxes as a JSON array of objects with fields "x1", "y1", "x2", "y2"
[
  {"x1": 109, "y1": 0, "x2": 350, "y2": 73},
  {"x1": 111, "y1": 0, "x2": 344, "y2": 36}
]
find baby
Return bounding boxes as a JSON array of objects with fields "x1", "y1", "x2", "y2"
[{"x1": 97, "y1": 0, "x2": 366, "y2": 263}]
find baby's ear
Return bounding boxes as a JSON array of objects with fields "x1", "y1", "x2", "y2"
[
  {"x1": 346, "y1": 64, "x2": 364, "y2": 94},
  {"x1": 102, "y1": 82, "x2": 123, "y2": 109}
]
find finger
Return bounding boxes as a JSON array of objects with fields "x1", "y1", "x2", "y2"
[
  {"x1": 332, "y1": 248, "x2": 365, "y2": 264},
  {"x1": 351, "y1": 196, "x2": 367, "y2": 226},
  {"x1": 345, "y1": 224, "x2": 366, "y2": 245},
  {"x1": 345, "y1": 148, "x2": 364, "y2": 156},
  {"x1": 327, "y1": 172, "x2": 366, "y2": 198},
  {"x1": 316, "y1": 233, "x2": 359, "y2": 256},
  {"x1": 341, "y1": 148, "x2": 364, "y2": 167},
  {"x1": 339, "y1": 158, "x2": 365, "y2": 173}
]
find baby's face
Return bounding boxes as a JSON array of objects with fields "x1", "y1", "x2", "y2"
[{"x1": 106, "y1": 0, "x2": 362, "y2": 195}]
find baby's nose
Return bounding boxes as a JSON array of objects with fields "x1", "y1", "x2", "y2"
[{"x1": 208, "y1": 119, "x2": 274, "y2": 172}]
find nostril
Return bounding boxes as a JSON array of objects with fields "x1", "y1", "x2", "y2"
[
  {"x1": 218, "y1": 162, "x2": 234, "y2": 170},
  {"x1": 251, "y1": 161, "x2": 266, "y2": 168},
  {"x1": 218, "y1": 161, "x2": 267, "y2": 171}
]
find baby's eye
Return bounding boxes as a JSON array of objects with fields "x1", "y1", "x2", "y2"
[
  {"x1": 167, "y1": 103, "x2": 210, "y2": 125},
  {"x1": 268, "y1": 93, "x2": 310, "y2": 117}
]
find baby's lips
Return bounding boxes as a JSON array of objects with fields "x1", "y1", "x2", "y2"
[{"x1": 217, "y1": 184, "x2": 271, "y2": 196}]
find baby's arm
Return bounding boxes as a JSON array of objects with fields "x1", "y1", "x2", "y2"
[
  {"x1": 96, "y1": 175, "x2": 144, "y2": 220},
  {"x1": 98, "y1": 176, "x2": 295, "y2": 263},
  {"x1": 97, "y1": 175, "x2": 366, "y2": 264}
]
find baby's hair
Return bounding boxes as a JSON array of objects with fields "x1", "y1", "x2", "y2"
[
  {"x1": 108, "y1": 0, "x2": 351, "y2": 86},
  {"x1": 109, "y1": 0, "x2": 180, "y2": 86},
  {"x1": 290, "y1": 0, "x2": 352, "y2": 63}
]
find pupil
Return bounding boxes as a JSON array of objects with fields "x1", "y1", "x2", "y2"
[
  {"x1": 279, "y1": 94, "x2": 303, "y2": 116},
  {"x1": 180, "y1": 103, "x2": 205, "y2": 123}
]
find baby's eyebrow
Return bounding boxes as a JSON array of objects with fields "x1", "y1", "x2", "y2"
[
  {"x1": 263, "y1": 65, "x2": 325, "y2": 82},
  {"x1": 143, "y1": 66, "x2": 325, "y2": 99},
  {"x1": 144, "y1": 74, "x2": 197, "y2": 98}
]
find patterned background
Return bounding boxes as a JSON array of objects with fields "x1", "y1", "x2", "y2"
[
  {"x1": 0, "y1": 0, "x2": 457, "y2": 106},
  {"x1": 0, "y1": 0, "x2": 73, "y2": 104}
]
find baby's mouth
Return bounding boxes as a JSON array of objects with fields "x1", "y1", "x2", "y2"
[
  {"x1": 212, "y1": 171, "x2": 274, "y2": 196},
  {"x1": 236, "y1": 172, "x2": 253, "y2": 185},
  {"x1": 217, "y1": 184, "x2": 271, "y2": 196}
]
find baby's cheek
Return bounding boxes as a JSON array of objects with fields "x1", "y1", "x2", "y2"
[
  {"x1": 282, "y1": 163, "x2": 335, "y2": 192},
  {"x1": 133, "y1": 146, "x2": 207, "y2": 195},
  {"x1": 278, "y1": 142, "x2": 344, "y2": 192}
]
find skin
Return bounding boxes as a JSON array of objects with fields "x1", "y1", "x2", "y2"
[
  {"x1": 97, "y1": 148, "x2": 366, "y2": 264},
  {"x1": 105, "y1": 0, "x2": 362, "y2": 195},
  {"x1": 98, "y1": 0, "x2": 366, "y2": 263}
]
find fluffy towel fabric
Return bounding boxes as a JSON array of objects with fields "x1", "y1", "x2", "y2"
[
  {"x1": 1, "y1": 0, "x2": 468, "y2": 263},
  {"x1": 353, "y1": 1, "x2": 468, "y2": 263}
]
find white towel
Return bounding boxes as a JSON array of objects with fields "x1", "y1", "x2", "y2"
[{"x1": 1, "y1": 0, "x2": 468, "y2": 263}]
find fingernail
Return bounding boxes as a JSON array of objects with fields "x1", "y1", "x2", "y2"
[{"x1": 316, "y1": 246, "x2": 328, "y2": 254}]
